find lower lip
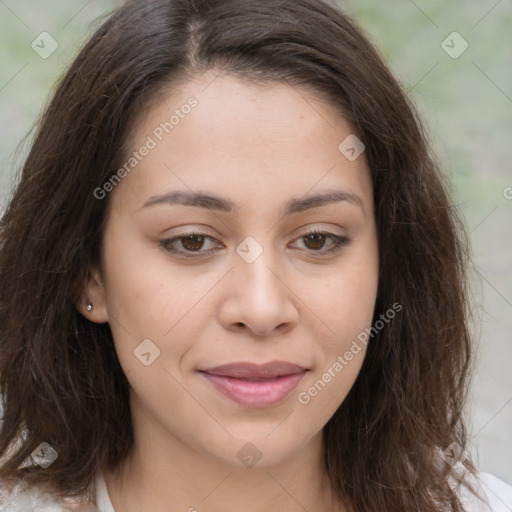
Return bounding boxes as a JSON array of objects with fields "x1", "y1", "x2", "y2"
[{"x1": 200, "y1": 371, "x2": 306, "y2": 408}]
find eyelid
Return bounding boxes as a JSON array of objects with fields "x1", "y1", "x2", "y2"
[
  {"x1": 158, "y1": 226, "x2": 351, "y2": 259},
  {"x1": 159, "y1": 232, "x2": 220, "y2": 255},
  {"x1": 289, "y1": 228, "x2": 350, "y2": 255}
]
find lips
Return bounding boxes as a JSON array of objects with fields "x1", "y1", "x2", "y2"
[
  {"x1": 199, "y1": 361, "x2": 308, "y2": 408},
  {"x1": 201, "y1": 361, "x2": 307, "y2": 379}
]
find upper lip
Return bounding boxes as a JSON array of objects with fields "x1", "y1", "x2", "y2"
[{"x1": 200, "y1": 361, "x2": 308, "y2": 379}]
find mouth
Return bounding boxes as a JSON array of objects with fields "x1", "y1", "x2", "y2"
[{"x1": 198, "y1": 361, "x2": 308, "y2": 408}]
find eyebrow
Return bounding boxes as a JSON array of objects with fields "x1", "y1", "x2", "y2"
[{"x1": 141, "y1": 189, "x2": 365, "y2": 216}]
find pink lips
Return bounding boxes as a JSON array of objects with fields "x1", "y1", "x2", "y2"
[{"x1": 199, "y1": 361, "x2": 307, "y2": 408}]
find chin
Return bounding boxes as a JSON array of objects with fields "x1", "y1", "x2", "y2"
[{"x1": 201, "y1": 429, "x2": 316, "y2": 470}]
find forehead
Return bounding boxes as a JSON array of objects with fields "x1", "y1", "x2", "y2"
[{"x1": 114, "y1": 72, "x2": 373, "y2": 213}]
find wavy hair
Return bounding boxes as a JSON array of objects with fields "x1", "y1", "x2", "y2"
[{"x1": 0, "y1": 0, "x2": 475, "y2": 510}]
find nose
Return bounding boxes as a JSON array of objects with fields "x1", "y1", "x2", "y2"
[{"x1": 217, "y1": 244, "x2": 299, "y2": 338}]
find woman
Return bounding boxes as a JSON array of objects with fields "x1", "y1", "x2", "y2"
[{"x1": 1, "y1": 0, "x2": 511, "y2": 510}]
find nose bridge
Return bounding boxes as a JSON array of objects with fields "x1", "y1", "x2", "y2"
[
  {"x1": 225, "y1": 234, "x2": 297, "y2": 335},
  {"x1": 234, "y1": 234, "x2": 283, "y2": 304}
]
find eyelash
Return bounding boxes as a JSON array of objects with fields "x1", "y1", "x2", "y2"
[{"x1": 159, "y1": 228, "x2": 351, "y2": 259}]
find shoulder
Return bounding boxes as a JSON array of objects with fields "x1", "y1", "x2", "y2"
[
  {"x1": 0, "y1": 477, "x2": 64, "y2": 511},
  {"x1": 0, "y1": 476, "x2": 90, "y2": 511},
  {"x1": 455, "y1": 471, "x2": 512, "y2": 512}
]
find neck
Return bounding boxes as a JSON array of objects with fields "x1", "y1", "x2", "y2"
[{"x1": 104, "y1": 411, "x2": 341, "y2": 512}]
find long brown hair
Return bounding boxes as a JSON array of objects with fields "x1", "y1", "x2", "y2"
[{"x1": 0, "y1": 0, "x2": 475, "y2": 510}]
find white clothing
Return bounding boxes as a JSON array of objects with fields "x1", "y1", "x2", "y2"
[{"x1": 0, "y1": 470, "x2": 511, "y2": 511}]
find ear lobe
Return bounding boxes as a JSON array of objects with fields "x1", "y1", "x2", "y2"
[{"x1": 77, "y1": 267, "x2": 109, "y2": 324}]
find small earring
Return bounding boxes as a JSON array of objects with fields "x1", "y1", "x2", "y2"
[{"x1": 86, "y1": 303, "x2": 93, "y2": 312}]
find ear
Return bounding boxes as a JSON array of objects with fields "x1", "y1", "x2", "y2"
[{"x1": 76, "y1": 267, "x2": 109, "y2": 324}]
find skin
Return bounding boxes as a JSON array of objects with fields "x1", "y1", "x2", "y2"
[{"x1": 81, "y1": 71, "x2": 379, "y2": 512}]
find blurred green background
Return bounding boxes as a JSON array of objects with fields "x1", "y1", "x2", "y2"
[{"x1": 1, "y1": 0, "x2": 511, "y2": 484}]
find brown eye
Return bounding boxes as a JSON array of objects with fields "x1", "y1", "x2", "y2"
[
  {"x1": 303, "y1": 232, "x2": 328, "y2": 251},
  {"x1": 291, "y1": 230, "x2": 351, "y2": 255},
  {"x1": 180, "y1": 234, "x2": 206, "y2": 251},
  {"x1": 159, "y1": 232, "x2": 220, "y2": 257}
]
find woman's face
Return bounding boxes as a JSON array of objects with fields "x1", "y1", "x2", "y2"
[{"x1": 84, "y1": 72, "x2": 379, "y2": 468}]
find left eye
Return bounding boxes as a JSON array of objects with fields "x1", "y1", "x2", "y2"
[
  {"x1": 291, "y1": 230, "x2": 350, "y2": 254},
  {"x1": 159, "y1": 230, "x2": 350, "y2": 258}
]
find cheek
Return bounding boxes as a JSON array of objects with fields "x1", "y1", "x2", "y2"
[
  {"x1": 338, "y1": 233, "x2": 379, "y2": 328},
  {"x1": 101, "y1": 218, "x2": 197, "y2": 330},
  {"x1": 100, "y1": 222, "x2": 221, "y2": 376},
  {"x1": 293, "y1": 237, "x2": 378, "y2": 420},
  {"x1": 301, "y1": 241, "x2": 379, "y2": 350},
  {"x1": 295, "y1": 268, "x2": 376, "y2": 425},
  {"x1": 293, "y1": 323, "x2": 368, "y2": 439}
]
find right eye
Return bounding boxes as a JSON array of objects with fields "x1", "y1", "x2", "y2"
[{"x1": 159, "y1": 232, "x2": 223, "y2": 258}]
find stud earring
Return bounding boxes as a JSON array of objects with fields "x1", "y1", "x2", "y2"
[{"x1": 86, "y1": 303, "x2": 93, "y2": 312}]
